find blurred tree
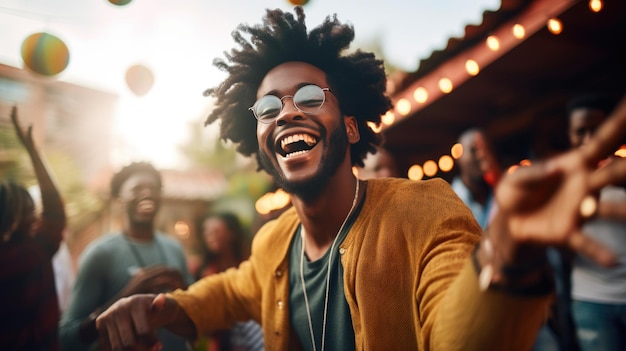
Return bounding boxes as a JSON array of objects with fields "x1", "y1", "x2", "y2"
[{"x1": 178, "y1": 119, "x2": 274, "y2": 228}]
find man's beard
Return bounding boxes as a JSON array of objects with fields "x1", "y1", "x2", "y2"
[{"x1": 258, "y1": 124, "x2": 349, "y2": 202}]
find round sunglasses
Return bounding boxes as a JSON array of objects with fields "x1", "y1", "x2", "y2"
[{"x1": 249, "y1": 84, "x2": 331, "y2": 123}]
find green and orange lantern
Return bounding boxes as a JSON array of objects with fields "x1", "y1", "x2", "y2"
[{"x1": 21, "y1": 32, "x2": 70, "y2": 76}]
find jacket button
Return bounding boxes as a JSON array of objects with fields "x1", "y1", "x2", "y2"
[
  {"x1": 339, "y1": 247, "x2": 346, "y2": 255},
  {"x1": 275, "y1": 269, "x2": 283, "y2": 277},
  {"x1": 277, "y1": 300, "x2": 284, "y2": 309}
]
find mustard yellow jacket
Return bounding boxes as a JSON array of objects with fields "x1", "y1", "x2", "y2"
[{"x1": 171, "y1": 178, "x2": 552, "y2": 350}]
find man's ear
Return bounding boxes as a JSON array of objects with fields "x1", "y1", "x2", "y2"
[{"x1": 345, "y1": 116, "x2": 360, "y2": 144}]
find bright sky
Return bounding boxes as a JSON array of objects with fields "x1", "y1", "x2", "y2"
[{"x1": 0, "y1": 0, "x2": 500, "y2": 169}]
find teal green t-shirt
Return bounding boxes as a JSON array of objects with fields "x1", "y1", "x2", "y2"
[{"x1": 289, "y1": 198, "x2": 364, "y2": 351}]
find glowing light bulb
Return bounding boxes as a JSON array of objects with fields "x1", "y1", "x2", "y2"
[
  {"x1": 589, "y1": 0, "x2": 603, "y2": 12},
  {"x1": 512, "y1": 24, "x2": 525, "y2": 39},
  {"x1": 413, "y1": 87, "x2": 428, "y2": 103},
  {"x1": 408, "y1": 165, "x2": 424, "y2": 181},
  {"x1": 465, "y1": 59, "x2": 480, "y2": 76},
  {"x1": 451, "y1": 143, "x2": 463, "y2": 159},
  {"x1": 486, "y1": 35, "x2": 500, "y2": 51},
  {"x1": 438, "y1": 155, "x2": 454, "y2": 172},
  {"x1": 547, "y1": 18, "x2": 563, "y2": 35},
  {"x1": 438, "y1": 78, "x2": 453, "y2": 93},
  {"x1": 381, "y1": 111, "x2": 395, "y2": 125},
  {"x1": 396, "y1": 98, "x2": 412, "y2": 116},
  {"x1": 423, "y1": 160, "x2": 438, "y2": 177}
]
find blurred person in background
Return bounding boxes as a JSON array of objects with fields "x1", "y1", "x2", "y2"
[
  {"x1": 59, "y1": 161, "x2": 193, "y2": 350},
  {"x1": 356, "y1": 147, "x2": 400, "y2": 180},
  {"x1": 567, "y1": 93, "x2": 626, "y2": 351},
  {"x1": 451, "y1": 128, "x2": 503, "y2": 229},
  {"x1": 0, "y1": 106, "x2": 66, "y2": 350},
  {"x1": 194, "y1": 212, "x2": 263, "y2": 351},
  {"x1": 93, "y1": 7, "x2": 626, "y2": 351}
]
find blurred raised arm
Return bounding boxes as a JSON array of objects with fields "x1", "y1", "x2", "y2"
[{"x1": 11, "y1": 106, "x2": 65, "y2": 253}]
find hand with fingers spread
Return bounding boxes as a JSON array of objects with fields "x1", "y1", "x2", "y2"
[{"x1": 478, "y1": 94, "x2": 626, "y2": 290}]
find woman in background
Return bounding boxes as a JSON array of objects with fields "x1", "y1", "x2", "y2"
[
  {"x1": 0, "y1": 106, "x2": 66, "y2": 350},
  {"x1": 194, "y1": 212, "x2": 263, "y2": 351}
]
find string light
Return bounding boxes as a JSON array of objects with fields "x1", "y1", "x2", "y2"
[
  {"x1": 423, "y1": 160, "x2": 438, "y2": 177},
  {"x1": 383, "y1": 1, "x2": 600, "y2": 167},
  {"x1": 451, "y1": 143, "x2": 463, "y2": 159},
  {"x1": 465, "y1": 59, "x2": 480, "y2": 76},
  {"x1": 589, "y1": 0, "x2": 603, "y2": 12},
  {"x1": 408, "y1": 164, "x2": 424, "y2": 181},
  {"x1": 381, "y1": 111, "x2": 395, "y2": 125},
  {"x1": 547, "y1": 18, "x2": 563, "y2": 34},
  {"x1": 438, "y1": 78, "x2": 453, "y2": 93},
  {"x1": 413, "y1": 87, "x2": 428, "y2": 103},
  {"x1": 486, "y1": 35, "x2": 500, "y2": 51},
  {"x1": 438, "y1": 155, "x2": 454, "y2": 172},
  {"x1": 512, "y1": 24, "x2": 525, "y2": 39},
  {"x1": 396, "y1": 98, "x2": 412, "y2": 116}
]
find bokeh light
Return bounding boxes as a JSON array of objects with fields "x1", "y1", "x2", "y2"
[
  {"x1": 413, "y1": 87, "x2": 428, "y2": 103},
  {"x1": 589, "y1": 0, "x2": 603, "y2": 12},
  {"x1": 438, "y1": 78, "x2": 453, "y2": 93},
  {"x1": 125, "y1": 64, "x2": 154, "y2": 96},
  {"x1": 408, "y1": 164, "x2": 424, "y2": 181},
  {"x1": 108, "y1": 0, "x2": 133, "y2": 5},
  {"x1": 438, "y1": 155, "x2": 454, "y2": 172},
  {"x1": 396, "y1": 98, "x2": 412, "y2": 116},
  {"x1": 174, "y1": 221, "x2": 190, "y2": 238},
  {"x1": 486, "y1": 35, "x2": 500, "y2": 51},
  {"x1": 512, "y1": 24, "x2": 525, "y2": 39},
  {"x1": 21, "y1": 32, "x2": 70, "y2": 76},
  {"x1": 451, "y1": 143, "x2": 463, "y2": 159},
  {"x1": 381, "y1": 111, "x2": 395, "y2": 125},
  {"x1": 465, "y1": 59, "x2": 480, "y2": 76},
  {"x1": 423, "y1": 160, "x2": 438, "y2": 177},
  {"x1": 547, "y1": 18, "x2": 563, "y2": 34},
  {"x1": 287, "y1": 0, "x2": 310, "y2": 5}
]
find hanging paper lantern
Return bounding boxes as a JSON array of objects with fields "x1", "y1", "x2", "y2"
[
  {"x1": 287, "y1": 0, "x2": 310, "y2": 5},
  {"x1": 125, "y1": 64, "x2": 154, "y2": 96},
  {"x1": 21, "y1": 32, "x2": 70, "y2": 76},
  {"x1": 108, "y1": 0, "x2": 133, "y2": 5}
]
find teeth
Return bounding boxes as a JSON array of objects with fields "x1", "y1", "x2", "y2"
[
  {"x1": 285, "y1": 150, "x2": 308, "y2": 158},
  {"x1": 280, "y1": 133, "x2": 316, "y2": 150},
  {"x1": 138, "y1": 200, "x2": 155, "y2": 212}
]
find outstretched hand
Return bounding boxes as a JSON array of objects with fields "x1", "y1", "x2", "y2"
[
  {"x1": 96, "y1": 293, "x2": 174, "y2": 351},
  {"x1": 495, "y1": 94, "x2": 626, "y2": 267},
  {"x1": 11, "y1": 106, "x2": 36, "y2": 152}
]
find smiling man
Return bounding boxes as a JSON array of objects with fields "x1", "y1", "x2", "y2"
[
  {"x1": 94, "y1": 7, "x2": 626, "y2": 351},
  {"x1": 59, "y1": 162, "x2": 193, "y2": 351}
]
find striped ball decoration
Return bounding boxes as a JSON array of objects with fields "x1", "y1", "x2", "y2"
[
  {"x1": 125, "y1": 64, "x2": 154, "y2": 96},
  {"x1": 108, "y1": 0, "x2": 133, "y2": 5},
  {"x1": 21, "y1": 32, "x2": 70, "y2": 76}
]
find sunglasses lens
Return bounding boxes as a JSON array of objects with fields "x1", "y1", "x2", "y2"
[
  {"x1": 251, "y1": 85, "x2": 327, "y2": 123},
  {"x1": 253, "y1": 95, "x2": 282, "y2": 121},
  {"x1": 294, "y1": 85, "x2": 326, "y2": 113}
]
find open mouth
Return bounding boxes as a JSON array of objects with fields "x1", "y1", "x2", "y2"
[
  {"x1": 137, "y1": 199, "x2": 155, "y2": 214},
  {"x1": 278, "y1": 133, "x2": 318, "y2": 158}
]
